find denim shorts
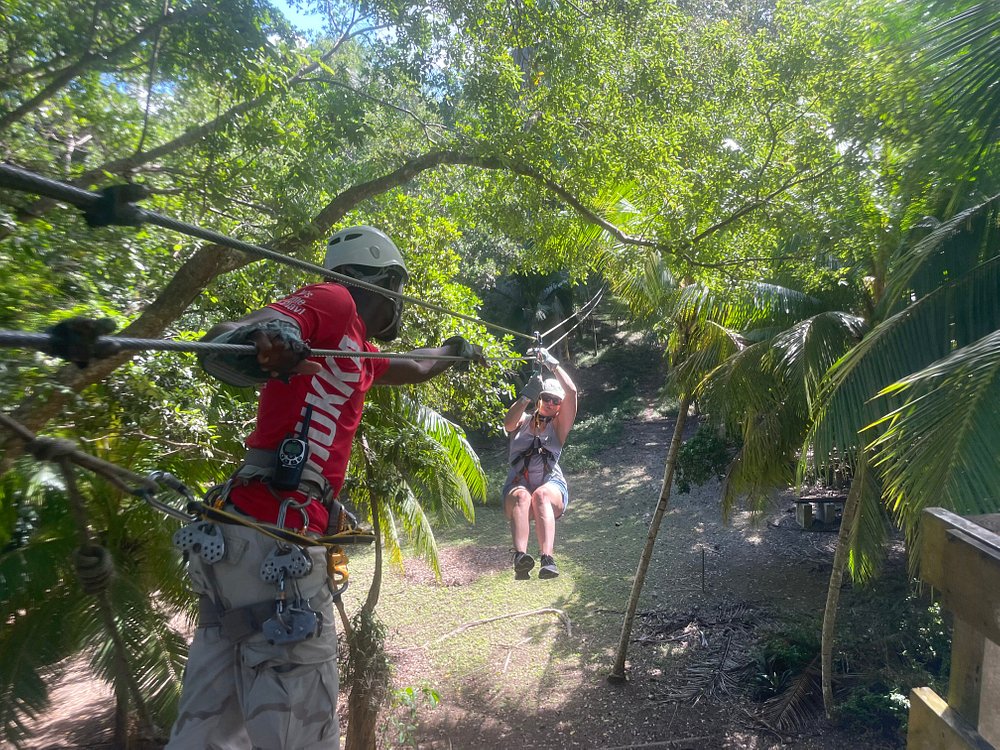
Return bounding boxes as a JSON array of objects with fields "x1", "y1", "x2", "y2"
[{"x1": 502, "y1": 469, "x2": 570, "y2": 513}]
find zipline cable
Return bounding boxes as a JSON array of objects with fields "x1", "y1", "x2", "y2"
[
  {"x1": 0, "y1": 163, "x2": 535, "y2": 341},
  {"x1": 545, "y1": 287, "x2": 605, "y2": 349},
  {"x1": 0, "y1": 330, "x2": 529, "y2": 362},
  {"x1": 538, "y1": 285, "x2": 606, "y2": 340}
]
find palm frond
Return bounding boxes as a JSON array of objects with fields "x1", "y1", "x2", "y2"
[
  {"x1": 720, "y1": 410, "x2": 797, "y2": 519},
  {"x1": 0, "y1": 590, "x2": 85, "y2": 747},
  {"x1": 611, "y1": 251, "x2": 680, "y2": 324},
  {"x1": 346, "y1": 388, "x2": 485, "y2": 576},
  {"x1": 770, "y1": 312, "x2": 868, "y2": 412},
  {"x1": 806, "y1": 252, "x2": 1000, "y2": 479},
  {"x1": 700, "y1": 341, "x2": 775, "y2": 432},
  {"x1": 389, "y1": 486, "x2": 441, "y2": 578},
  {"x1": 403, "y1": 397, "x2": 486, "y2": 506},
  {"x1": 722, "y1": 282, "x2": 820, "y2": 332},
  {"x1": 845, "y1": 452, "x2": 890, "y2": 583},
  {"x1": 702, "y1": 313, "x2": 864, "y2": 517},
  {"x1": 920, "y1": 5, "x2": 1000, "y2": 153},
  {"x1": 762, "y1": 655, "x2": 822, "y2": 732},
  {"x1": 881, "y1": 195, "x2": 1000, "y2": 317},
  {"x1": 673, "y1": 319, "x2": 745, "y2": 396},
  {"x1": 869, "y1": 328, "x2": 1000, "y2": 564}
]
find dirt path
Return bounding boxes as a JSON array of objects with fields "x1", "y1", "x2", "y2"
[{"x1": 376, "y1": 411, "x2": 877, "y2": 750}]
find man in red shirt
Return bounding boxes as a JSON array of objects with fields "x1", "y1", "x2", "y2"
[{"x1": 166, "y1": 226, "x2": 483, "y2": 750}]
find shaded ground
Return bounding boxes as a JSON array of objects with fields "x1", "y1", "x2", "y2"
[
  {"x1": 369, "y1": 411, "x2": 872, "y2": 750},
  {"x1": 11, "y1": 340, "x2": 915, "y2": 749}
]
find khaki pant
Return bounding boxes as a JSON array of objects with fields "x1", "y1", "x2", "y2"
[{"x1": 166, "y1": 522, "x2": 339, "y2": 750}]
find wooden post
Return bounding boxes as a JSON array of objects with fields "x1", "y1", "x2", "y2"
[{"x1": 907, "y1": 509, "x2": 1000, "y2": 749}]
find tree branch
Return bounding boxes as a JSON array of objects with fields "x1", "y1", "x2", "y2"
[
  {"x1": 429, "y1": 607, "x2": 573, "y2": 644},
  {"x1": 0, "y1": 5, "x2": 209, "y2": 133},
  {"x1": 691, "y1": 158, "x2": 842, "y2": 245},
  {"x1": 302, "y1": 75, "x2": 452, "y2": 144},
  {"x1": 1, "y1": 43, "x2": 353, "y2": 238}
]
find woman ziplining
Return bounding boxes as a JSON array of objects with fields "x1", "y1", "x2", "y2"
[{"x1": 503, "y1": 346, "x2": 578, "y2": 580}]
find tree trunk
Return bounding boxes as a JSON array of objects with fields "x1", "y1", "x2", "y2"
[
  {"x1": 345, "y1": 486, "x2": 387, "y2": 750},
  {"x1": 820, "y1": 451, "x2": 866, "y2": 716},
  {"x1": 609, "y1": 393, "x2": 690, "y2": 681}
]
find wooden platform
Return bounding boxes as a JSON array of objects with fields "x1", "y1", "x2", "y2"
[{"x1": 907, "y1": 509, "x2": 1000, "y2": 749}]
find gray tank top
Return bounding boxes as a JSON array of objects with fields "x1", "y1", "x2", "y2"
[{"x1": 508, "y1": 417, "x2": 564, "y2": 487}]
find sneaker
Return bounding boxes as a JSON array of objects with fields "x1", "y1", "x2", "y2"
[
  {"x1": 512, "y1": 551, "x2": 535, "y2": 579},
  {"x1": 538, "y1": 554, "x2": 559, "y2": 579}
]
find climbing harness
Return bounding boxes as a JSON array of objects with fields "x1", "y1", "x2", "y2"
[
  {"x1": 512, "y1": 433, "x2": 555, "y2": 486},
  {"x1": 136, "y1": 467, "x2": 373, "y2": 645}
]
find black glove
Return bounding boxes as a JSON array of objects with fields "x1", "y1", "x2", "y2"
[
  {"x1": 200, "y1": 319, "x2": 311, "y2": 387},
  {"x1": 443, "y1": 335, "x2": 485, "y2": 372},
  {"x1": 521, "y1": 373, "x2": 543, "y2": 401}
]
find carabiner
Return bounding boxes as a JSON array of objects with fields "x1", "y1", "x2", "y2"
[{"x1": 135, "y1": 470, "x2": 199, "y2": 522}]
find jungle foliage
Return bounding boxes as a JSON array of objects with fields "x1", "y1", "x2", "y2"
[{"x1": 3, "y1": 0, "x2": 1000, "y2": 744}]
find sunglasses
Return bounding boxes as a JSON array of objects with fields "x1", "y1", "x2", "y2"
[{"x1": 540, "y1": 395, "x2": 562, "y2": 405}]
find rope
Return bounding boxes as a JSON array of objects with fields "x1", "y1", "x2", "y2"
[
  {"x1": 0, "y1": 163, "x2": 535, "y2": 341},
  {"x1": 50, "y1": 454, "x2": 156, "y2": 736},
  {"x1": 1, "y1": 415, "x2": 157, "y2": 496},
  {"x1": 72, "y1": 543, "x2": 116, "y2": 595},
  {"x1": 0, "y1": 329, "x2": 528, "y2": 363}
]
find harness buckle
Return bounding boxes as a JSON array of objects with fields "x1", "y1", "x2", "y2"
[{"x1": 262, "y1": 607, "x2": 322, "y2": 645}]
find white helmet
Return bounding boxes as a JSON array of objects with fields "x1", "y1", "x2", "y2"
[
  {"x1": 325, "y1": 226, "x2": 408, "y2": 341},
  {"x1": 540, "y1": 378, "x2": 565, "y2": 400},
  {"x1": 324, "y1": 226, "x2": 409, "y2": 280}
]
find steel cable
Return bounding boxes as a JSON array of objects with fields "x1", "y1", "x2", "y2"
[
  {"x1": 0, "y1": 329, "x2": 529, "y2": 362},
  {"x1": 544, "y1": 287, "x2": 605, "y2": 349},
  {"x1": 537, "y1": 285, "x2": 606, "y2": 340},
  {"x1": 0, "y1": 163, "x2": 535, "y2": 341}
]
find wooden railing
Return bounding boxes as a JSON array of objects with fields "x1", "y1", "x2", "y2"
[{"x1": 907, "y1": 508, "x2": 1000, "y2": 750}]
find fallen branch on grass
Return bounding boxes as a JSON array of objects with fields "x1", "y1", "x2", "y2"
[
  {"x1": 429, "y1": 607, "x2": 573, "y2": 645},
  {"x1": 599, "y1": 736, "x2": 712, "y2": 749}
]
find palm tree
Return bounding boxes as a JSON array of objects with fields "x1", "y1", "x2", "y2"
[
  {"x1": 801, "y1": 195, "x2": 1000, "y2": 711},
  {"x1": 340, "y1": 387, "x2": 485, "y2": 750},
  {"x1": 606, "y1": 254, "x2": 842, "y2": 679}
]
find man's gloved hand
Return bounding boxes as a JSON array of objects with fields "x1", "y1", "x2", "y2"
[
  {"x1": 521, "y1": 373, "x2": 543, "y2": 401},
  {"x1": 527, "y1": 346, "x2": 559, "y2": 371},
  {"x1": 200, "y1": 319, "x2": 318, "y2": 387},
  {"x1": 443, "y1": 335, "x2": 486, "y2": 372},
  {"x1": 247, "y1": 321, "x2": 318, "y2": 380}
]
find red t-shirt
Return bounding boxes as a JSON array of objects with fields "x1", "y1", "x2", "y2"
[{"x1": 228, "y1": 283, "x2": 390, "y2": 532}]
